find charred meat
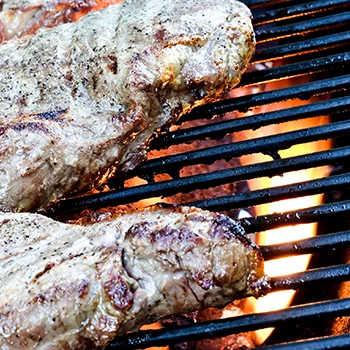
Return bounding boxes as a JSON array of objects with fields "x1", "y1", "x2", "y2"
[
  {"x1": 0, "y1": 205, "x2": 269, "y2": 349},
  {"x1": 0, "y1": 0, "x2": 255, "y2": 212}
]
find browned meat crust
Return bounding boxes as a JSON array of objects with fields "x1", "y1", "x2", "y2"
[
  {"x1": 0, "y1": 0, "x2": 255, "y2": 212},
  {"x1": 0, "y1": 205, "x2": 269, "y2": 349}
]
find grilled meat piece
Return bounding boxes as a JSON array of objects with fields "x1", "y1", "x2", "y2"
[
  {"x1": 0, "y1": 0, "x2": 255, "y2": 212},
  {"x1": 0, "y1": 205, "x2": 269, "y2": 349},
  {"x1": 0, "y1": 0, "x2": 120, "y2": 42}
]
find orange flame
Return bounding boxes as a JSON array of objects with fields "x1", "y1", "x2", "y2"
[
  {"x1": 70, "y1": 1, "x2": 122, "y2": 22},
  {"x1": 255, "y1": 120, "x2": 330, "y2": 343},
  {"x1": 237, "y1": 109, "x2": 330, "y2": 343}
]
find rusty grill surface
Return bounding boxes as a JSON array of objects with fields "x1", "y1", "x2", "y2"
[{"x1": 51, "y1": 0, "x2": 350, "y2": 348}]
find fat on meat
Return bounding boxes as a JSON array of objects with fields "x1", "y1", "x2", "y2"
[
  {"x1": 0, "y1": 205, "x2": 269, "y2": 349},
  {"x1": 0, "y1": 0, "x2": 255, "y2": 212}
]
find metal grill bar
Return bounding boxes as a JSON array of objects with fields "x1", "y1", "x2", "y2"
[
  {"x1": 261, "y1": 230, "x2": 350, "y2": 260},
  {"x1": 258, "y1": 334, "x2": 350, "y2": 350},
  {"x1": 151, "y1": 96, "x2": 350, "y2": 149},
  {"x1": 243, "y1": 0, "x2": 302, "y2": 9},
  {"x1": 188, "y1": 172, "x2": 350, "y2": 212},
  {"x1": 239, "y1": 51, "x2": 350, "y2": 87},
  {"x1": 180, "y1": 74, "x2": 350, "y2": 123},
  {"x1": 255, "y1": 11, "x2": 350, "y2": 43},
  {"x1": 240, "y1": 200, "x2": 350, "y2": 233},
  {"x1": 253, "y1": 0, "x2": 350, "y2": 25},
  {"x1": 55, "y1": 146, "x2": 350, "y2": 214},
  {"x1": 107, "y1": 297, "x2": 350, "y2": 349},
  {"x1": 271, "y1": 265, "x2": 350, "y2": 291},
  {"x1": 253, "y1": 30, "x2": 350, "y2": 63},
  {"x1": 122, "y1": 120, "x2": 350, "y2": 180}
]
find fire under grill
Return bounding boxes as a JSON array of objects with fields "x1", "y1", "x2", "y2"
[{"x1": 50, "y1": 0, "x2": 350, "y2": 348}]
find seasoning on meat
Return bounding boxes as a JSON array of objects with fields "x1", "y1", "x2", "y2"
[
  {"x1": 0, "y1": 0, "x2": 255, "y2": 212},
  {"x1": 0, "y1": 205, "x2": 269, "y2": 349}
]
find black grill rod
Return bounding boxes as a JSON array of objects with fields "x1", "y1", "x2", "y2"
[
  {"x1": 186, "y1": 172, "x2": 350, "y2": 213},
  {"x1": 107, "y1": 297, "x2": 350, "y2": 349},
  {"x1": 54, "y1": 146, "x2": 350, "y2": 215},
  {"x1": 271, "y1": 264, "x2": 350, "y2": 291},
  {"x1": 180, "y1": 73, "x2": 350, "y2": 123},
  {"x1": 242, "y1": 0, "x2": 300, "y2": 9},
  {"x1": 261, "y1": 230, "x2": 350, "y2": 261},
  {"x1": 240, "y1": 51, "x2": 350, "y2": 88},
  {"x1": 122, "y1": 120, "x2": 350, "y2": 181},
  {"x1": 150, "y1": 95, "x2": 350, "y2": 150},
  {"x1": 255, "y1": 11, "x2": 350, "y2": 43},
  {"x1": 253, "y1": 0, "x2": 350, "y2": 26},
  {"x1": 258, "y1": 334, "x2": 350, "y2": 350},
  {"x1": 240, "y1": 199, "x2": 350, "y2": 234},
  {"x1": 253, "y1": 30, "x2": 350, "y2": 64}
]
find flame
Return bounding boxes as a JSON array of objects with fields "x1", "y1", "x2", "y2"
[
  {"x1": 140, "y1": 323, "x2": 169, "y2": 350},
  {"x1": 71, "y1": 1, "x2": 122, "y2": 21},
  {"x1": 237, "y1": 110, "x2": 330, "y2": 344},
  {"x1": 254, "y1": 156, "x2": 329, "y2": 343},
  {"x1": 124, "y1": 176, "x2": 162, "y2": 208},
  {"x1": 227, "y1": 63, "x2": 333, "y2": 343}
]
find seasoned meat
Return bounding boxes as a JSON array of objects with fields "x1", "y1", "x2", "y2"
[
  {"x1": 0, "y1": 0, "x2": 255, "y2": 212},
  {"x1": 0, "y1": 205, "x2": 269, "y2": 349},
  {"x1": 0, "y1": 0, "x2": 120, "y2": 42}
]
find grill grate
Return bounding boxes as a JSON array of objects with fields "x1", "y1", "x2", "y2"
[
  {"x1": 240, "y1": 199, "x2": 350, "y2": 233},
  {"x1": 53, "y1": 134, "x2": 350, "y2": 214},
  {"x1": 115, "y1": 119, "x2": 349, "y2": 177},
  {"x1": 252, "y1": 31, "x2": 350, "y2": 63},
  {"x1": 151, "y1": 96, "x2": 350, "y2": 148},
  {"x1": 237, "y1": 51, "x2": 350, "y2": 86},
  {"x1": 110, "y1": 296, "x2": 350, "y2": 349},
  {"x1": 260, "y1": 230, "x2": 350, "y2": 259},
  {"x1": 252, "y1": 0, "x2": 350, "y2": 26},
  {"x1": 258, "y1": 334, "x2": 350, "y2": 350},
  {"x1": 188, "y1": 172, "x2": 350, "y2": 212},
  {"x1": 51, "y1": 0, "x2": 350, "y2": 348},
  {"x1": 175, "y1": 74, "x2": 350, "y2": 122},
  {"x1": 254, "y1": 11, "x2": 350, "y2": 43}
]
